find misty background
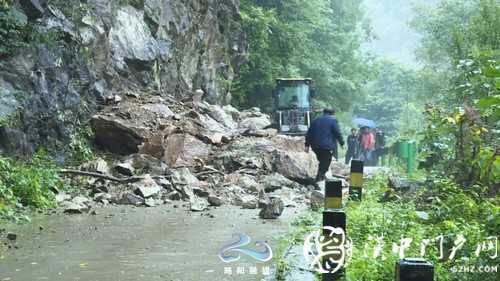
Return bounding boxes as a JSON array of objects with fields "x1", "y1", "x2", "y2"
[{"x1": 362, "y1": 0, "x2": 438, "y2": 66}]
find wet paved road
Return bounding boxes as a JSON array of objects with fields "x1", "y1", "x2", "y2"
[{"x1": 0, "y1": 205, "x2": 303, "y2": 281}]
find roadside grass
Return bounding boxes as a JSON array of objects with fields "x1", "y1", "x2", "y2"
[
  {"x1": 0, "y1": 150, "x2": 63, "y2": 223},
  {"x1": 276, "y1": 172, "x2": 499, "y2": 281}
]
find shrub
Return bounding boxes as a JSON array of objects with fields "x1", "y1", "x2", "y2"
[
  {"x1": 0, "y1": 150, "x2": 62, "y2": 220},
  {"x1": 0, "y1": 0, "x2": 29, "y2": 57}
]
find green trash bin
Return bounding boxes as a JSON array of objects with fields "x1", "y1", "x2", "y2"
[{"x1": 398, "y1": 140, "x2": 409, "y2": 159}]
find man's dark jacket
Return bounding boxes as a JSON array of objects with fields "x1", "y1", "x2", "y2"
[{"x1": 305, "y1": 114, "x2": 345, "y2": 151}]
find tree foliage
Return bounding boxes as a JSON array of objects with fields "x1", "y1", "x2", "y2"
[
  {"x1": 232, "y1": 0, "x2": 370, "y2": 112},
  {"x1": 0, "y1": 0, "x2": 29, "y2": 57},
  {"x1": 412, "y1": 0, "x2": 500, "y2": 68},
  {"x1": 412, "y1": 0, "x2": 499, "y2": 192}
]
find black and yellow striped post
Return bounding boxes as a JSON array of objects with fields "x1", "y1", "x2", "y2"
[
  {"x1": 324, "y1": 180, "x2": 343, "y2": 209},
  {"x1": 323, "y1": 180, "x2": 346, "y2": 280},
  {"x1": 349, "y1": 160, "x2": 364, "y2": 201}
]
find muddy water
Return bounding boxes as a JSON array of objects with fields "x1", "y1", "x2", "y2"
[{"x1": 0, "y1": 205, "x2": 303, "y2": 281}]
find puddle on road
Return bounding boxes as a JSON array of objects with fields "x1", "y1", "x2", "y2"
[{"x1": 0, "y1": 205, "x2": 303, "y2": 281}]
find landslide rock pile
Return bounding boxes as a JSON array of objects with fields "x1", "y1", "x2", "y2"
[{"x1": 60, "y1": 93, "x2": 350, "y2": 217}]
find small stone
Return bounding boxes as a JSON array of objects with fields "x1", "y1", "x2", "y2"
[
  {"x1": 90, "y1": 210, "x2": 98, "y2": 216},
  {"x1": 145, "y1": 198, "x2": 157, "y2": 207},
  {"x1": 126, "y1": 91, "x2": 140, "y2": 98},
  {"x1": 259, "y1": 198, "x2": 285, "y2": 219},
  {"x1": 240, "y1": 195, "x2": 258, "y2": 209},
  {"x1": 192, "y1": 186, "x2": 210, "y2": 198},
  {"x1": 238, "y1": 175, "x2": 260, "y2": 193},
  {"x1": 155, "y1": 177, "x2": 173, "y2": 190},
  {"x1": 81, "y1": 158, "x2": 110, "y2": 175},
  {"x1": 72, "y1": 196, "x2": 90, "y2": 205},
  {"x1": 93, "y1": 193, "x2": 112, "y2": 203},
  {"x1": 62, "y1": 202, "x2": 89, "y2": 214},
  {"x1": 6, "y1": 233, "x2": 17, "y2": 241},
  {"x1": 190, "y1": 197, "x2": 209, "y2": 212},
  {"x1": 120, "y1": 193, "x2": 144, "y2": 206},
  {"x1": 55, "y1": 192, "x2": 71, "y2": 203},
  {"x1": 62, "y1": 198, "x2": 90, "y2": 214},
  {"x1": 258, "y1": 190, "x2": 270, "y2": 208},
  {"x1": 233, "y1": 193, "x2": 258, "y2": 209},
  {"x1": 208, "y1": 196, "x2": 223, "y2": 207},
  {"x1": 114, "y1": 162, "x2": 134, "y2": 176},
  {"x1": 310, "y1": 190, "x2": 324, "y2": 211},
  {"x1": 164, "y1": 191, "x2": 182, "y2": 201},
  {"x1": 133, "y1": 175, "x2": 161, "y2": 198},
  {"x1": 135, "y1": 185, "x2": 161, "y2": 199}
]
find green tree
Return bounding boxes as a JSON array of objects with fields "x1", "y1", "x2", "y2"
[
  {"x1": 412, "y1": 0, "x2": 500, "y2": 191},
  {"x1": 412, "y1": 0, "x2": 500, "y2": 68},
  {"x1": 232, "y1": 0, "x2": 370, "y2": 112}
]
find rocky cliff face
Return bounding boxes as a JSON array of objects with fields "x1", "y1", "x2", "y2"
[{"x1": 0, "y1": 0, "x2": 244, "y2": 158}]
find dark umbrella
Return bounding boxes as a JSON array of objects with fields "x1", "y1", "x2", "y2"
[{"x1": 354, "y1": 117, "x2": 377, "y2": 128}]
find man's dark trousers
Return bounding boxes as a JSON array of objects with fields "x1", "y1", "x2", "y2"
[{"x1": 312, "y1": 147, "x2": 337, "y2": 180}]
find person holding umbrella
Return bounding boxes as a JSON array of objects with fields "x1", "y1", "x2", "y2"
[
  {"x1": 353, "y1": 118, "x2": 377, "y2": 165},
  {"x1": 358, "y1": 126, "x2": 376, "y2": 165}
]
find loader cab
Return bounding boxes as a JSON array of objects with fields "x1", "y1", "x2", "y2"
[{"x1": 275, "y1": 78, "x2": 314, "y2": 135}]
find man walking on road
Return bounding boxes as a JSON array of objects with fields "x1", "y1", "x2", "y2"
[{"x1": 305, "y1": 108, "x2": 345, "y2": 182}]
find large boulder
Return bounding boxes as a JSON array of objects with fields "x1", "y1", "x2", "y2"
[
  {"x1": 163, "y1": 133, "x2": 211, "y2": 167},
  {"x1": 274, "y1": 150, "x2": 317, "y2": 183},
  {"x1": 215, "y1": 137, "x2": 276, "y2": 172},
  {"x1": 91, "y1": 115, "x2": 146, "y2": 155}
]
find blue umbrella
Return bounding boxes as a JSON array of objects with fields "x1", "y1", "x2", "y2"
[{"x1": 354, "y1": 117, "x2": 377, "y2": 128}]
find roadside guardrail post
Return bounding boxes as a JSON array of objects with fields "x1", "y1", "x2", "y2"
[
  {"x1": 323, "y1": 180, "x2": 346, "y2": 281},
  {"x1": 349, "y1": 160, "x2": 364, "y2": 201}
]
